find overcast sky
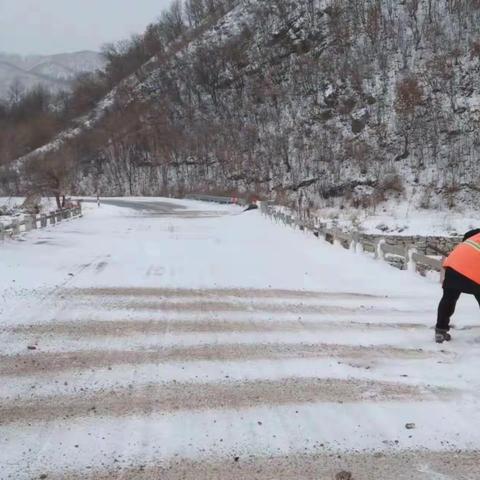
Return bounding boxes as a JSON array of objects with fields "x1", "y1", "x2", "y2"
[{"x1": 0, "y1": 0, "x2": 172, "y2": 56}]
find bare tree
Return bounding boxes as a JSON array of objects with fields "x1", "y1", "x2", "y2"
[
  {"x1": 7, "y1": 78, "x2": 25, "y2": 106},
  {"x1": 158, "y1": 0, "x2": 186, "y2": 43},
  {"x1": 185, "y1": 0, "x2": 205, "y2": 27},
  {"x1": 24, "y1": 151, "x2": 75, "y2": 209}
]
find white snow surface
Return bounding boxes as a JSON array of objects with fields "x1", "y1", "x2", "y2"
[
  {"x1": 317, "y1": 197, "x2": 479, "y2": 237},
  {"x1": 1, "y1": 197, "x2": 480, "y2": 479}
]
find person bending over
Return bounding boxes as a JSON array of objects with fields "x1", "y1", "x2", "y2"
[{"x1": 436, "y1": 228, "x2": 480, "y2": 343}]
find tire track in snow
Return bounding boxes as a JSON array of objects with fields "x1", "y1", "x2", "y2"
[
  {"x1": 2, "y1": 356, "x2": 451, "y2": 400},
  {"x1": 4, "y1": 402, "x2": 480, "y2": 480},
  {"x1": 0, "y1": 377, "x2": 452, "y2": 425},
  {"x1": 50, "y1": 295, "x2": 435, "y2": 319},
  {"x1": 42, "y1": 451, "x2": 480, "y2": 480},
  {"x1": 53, "y1": 299, "x2": 391, "y2": 316},
  {"x1": 0, "y1": 342, "x2": 443, "y2": 376},
  {"x1": 0, "y1": 289, "x2": 439, "y2": 357},
  {"x1": 69, "y1": 287, "x2": 386, "y2": 300},
  {"x1": 7, "y1": 318, "x2": 429, "y2": 337}
]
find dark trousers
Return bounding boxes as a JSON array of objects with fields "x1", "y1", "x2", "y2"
[{"x1": 436, "y1": 268, "x2": 480, "y2": 330}]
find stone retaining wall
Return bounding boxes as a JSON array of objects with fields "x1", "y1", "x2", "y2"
[{"x1": 358, "y1": 234, "x2": 462, "y2": 256}]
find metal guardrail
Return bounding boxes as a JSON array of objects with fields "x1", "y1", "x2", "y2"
[
  {"x1": 0, "y1": 205, "x2": 83, "y2": 241},
  {"x1": 185, "y1": 194, "x2": 248, "y2": 206}
]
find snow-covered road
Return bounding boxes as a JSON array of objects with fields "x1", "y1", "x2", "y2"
[{"x1": 1, "y1": 198, "x2": 480, "y2": 479}]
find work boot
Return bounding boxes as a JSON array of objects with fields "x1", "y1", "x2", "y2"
[{"x1": 435, "y1": 328, "x2": 452, "y2": 344}]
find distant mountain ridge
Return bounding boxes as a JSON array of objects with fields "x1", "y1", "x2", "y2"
[{"x1": 0, "y1": 50, "x2": 105, "y2": 99}]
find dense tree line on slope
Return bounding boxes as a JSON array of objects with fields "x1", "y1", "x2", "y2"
[
  {"x1": 0, "y1": 0, "x2": 236, "y2": 186},
  {"x1": 3, "y1": 0, "x2": 480, "y2": 213}
]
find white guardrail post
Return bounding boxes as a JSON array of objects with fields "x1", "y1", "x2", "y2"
[
  {"x1": 375, "y1": 239, "x2": 386, "y2": 260},
  {"x1": 333, "y1": 231, "x2": 342, "y2": 248},
  {"x1": 24, "y1": 216, "x2": 32, "y2": 232},
  {"x1": 349, "y1": 232, "x2": 357, "y2": 253},
  {"x1": 11, "y1": 219, "x2": 20, "y2": 235},
  {"x1": 406, "y1": 246, "x2": 417, "y2": 273},
  {"x1": 357, "y1": 234, "x2": 365, "y2": 254}
]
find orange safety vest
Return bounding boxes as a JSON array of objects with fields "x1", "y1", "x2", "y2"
[{"x1": 444, "y1": 233, "x2": 480, "y2": 285}]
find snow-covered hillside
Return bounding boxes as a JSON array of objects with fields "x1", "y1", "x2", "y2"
[{"x1": 2, "y1": 0, "x2": 480, "y2": 224}]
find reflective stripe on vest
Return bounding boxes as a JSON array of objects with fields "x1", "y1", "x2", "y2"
[{"x1": 464, "y1": 239, "x2": 480, "y2": 253}]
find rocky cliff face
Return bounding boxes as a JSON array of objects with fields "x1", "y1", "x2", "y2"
[{"x1": 5, "y1": 1, "x2": 480, "y2": 213}]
